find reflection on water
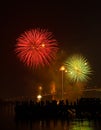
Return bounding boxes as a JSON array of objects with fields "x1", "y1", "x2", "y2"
[
  {"x1": 14, "y1": 119, "x2": 101, "y2": 130},
  {"x1": 69, "y1": 120, "x2": 92, "y2": 130},
  {"x1": 0, "y1": 103, "x2": 101, "y2": 130}
]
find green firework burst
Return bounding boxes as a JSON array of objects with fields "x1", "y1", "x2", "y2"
[{"x1": 64, "y1": 54, "x2": 92, "y2": 83}]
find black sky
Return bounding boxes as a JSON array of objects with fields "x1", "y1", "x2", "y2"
[{"x1": 0, "y1": 1, "x2": 101, "y2": 99}]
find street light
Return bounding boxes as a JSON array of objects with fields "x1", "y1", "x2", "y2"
[
  {"x1": 60, "y1": 66, "x2": 65, "y2": 100},
  {"x1": 37, "y1": 94, "x2": 42, "y2": 102}
]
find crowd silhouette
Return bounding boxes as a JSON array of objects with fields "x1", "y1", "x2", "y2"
[{"x1": 15, "y1": 98, "x2": 101, "y2": 120}]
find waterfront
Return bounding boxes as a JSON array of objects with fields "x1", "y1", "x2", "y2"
[{"x1": 0, "y1": 101, "x2": 101, "y2": 130}]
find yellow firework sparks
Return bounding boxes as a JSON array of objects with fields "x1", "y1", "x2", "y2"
[{"x1": 64, "y1": 54, "x2": 92, "y2": 83}]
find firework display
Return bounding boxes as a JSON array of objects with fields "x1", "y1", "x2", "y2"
[
  {"x1": 64, "y1": 54, "x2": 92, "y2": 83},
  {"x1": 15, "y1": 28, "x2": 58, "y2": 68}
]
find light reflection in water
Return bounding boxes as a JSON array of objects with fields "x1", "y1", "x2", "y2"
[
  {"x1": 0, "y1": 104, "x2": 101, "y2": 130},
  {"x1": 69, "y1": 120, "x2": 93, "y2": 130},
  {"x1": 15, "y1": 119, "x2": 99, "y2": 130}
]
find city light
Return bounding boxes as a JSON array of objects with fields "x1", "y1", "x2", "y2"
[
  {"x1": 37, "y1": 94, "x2": 42, "y2": 102},
  {"x1": 60, "y1": 66, "x2": 66, "y2": 100}
]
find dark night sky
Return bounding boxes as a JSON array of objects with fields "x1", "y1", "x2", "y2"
[{"x1": 0, "y1": 1, "x2": 101, "y2": 99}]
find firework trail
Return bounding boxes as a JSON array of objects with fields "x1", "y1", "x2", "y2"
[
  {"x1": 64, "y1": 54, "x2": 92, "y2": 83},
  {"x1": 15, "y1": 28, "x2": 59, "y2": 68}
]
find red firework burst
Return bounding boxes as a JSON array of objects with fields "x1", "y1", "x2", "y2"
[{"x1": 15, "y1": 28, "x2": 59, "y2": 68}]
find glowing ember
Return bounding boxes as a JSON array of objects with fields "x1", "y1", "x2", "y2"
[
  {"x1": 15, "y1": 28, "x2": 58, "y2": 68},
  {"x1": 64, "y1": 54, "x2": 92, "y2": 83}
]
